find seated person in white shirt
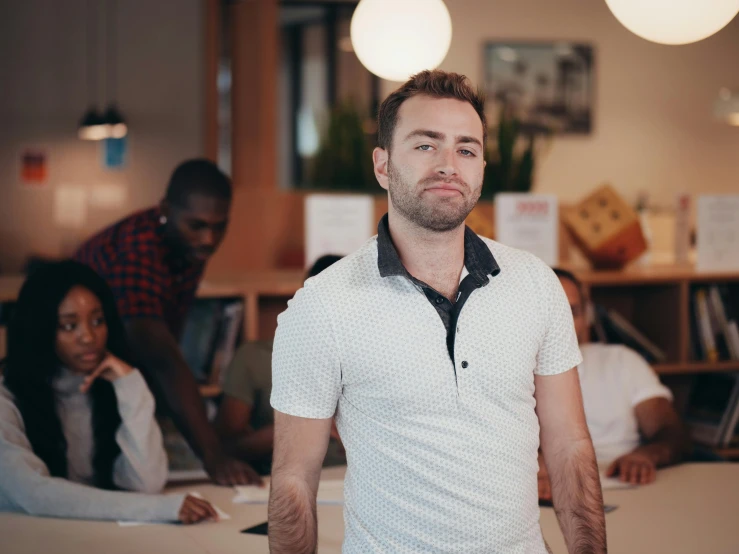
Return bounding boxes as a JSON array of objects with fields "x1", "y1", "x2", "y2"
[{"x1": 538, "y1": 268, "x2": 690, "y2": 500}]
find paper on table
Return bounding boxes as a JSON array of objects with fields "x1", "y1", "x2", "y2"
[
  {"x1": 600, "y1": 474, "x2": 637, "y2": 491},
  {"x1": 117, "y1": 492, "x2": 230, "y2": 526},
  {"x1": 234, "y1": 479, "x2": 344, "y2": 505}
]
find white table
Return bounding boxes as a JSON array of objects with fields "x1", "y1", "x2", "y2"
[{"x1": 2, "y1": 464, "x2": 738, "y2": 553}]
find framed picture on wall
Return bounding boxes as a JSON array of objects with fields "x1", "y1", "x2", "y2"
[{"x1": 484, "y1": 42, "x2": 594, "y2": 134}]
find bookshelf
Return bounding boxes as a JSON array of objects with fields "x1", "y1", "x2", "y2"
[
  {"x1": 2, "y1": 266, "x2": 738, "y2": 368},
  {"x1": 3, "y1": 266, "x2": 739, "y2": 456},
  {"x1": 573, "y1": 265, "x2": 739, "y2": 375}
]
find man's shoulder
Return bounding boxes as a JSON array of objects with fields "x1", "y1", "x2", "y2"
[
  {"x1": 477, "y1": 235, "x2": 549, "y2": 270},
  {"x1": 80, "y1": 208, "x2": 159, "y2": 250},
  {"x1": 303, "y1": 237, "x2": 380, "y2": 292},
  {"x1": 475, "y1": 236, "x2": 557, "y2": 296}
]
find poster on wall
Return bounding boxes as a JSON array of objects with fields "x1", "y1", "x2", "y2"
[
  {"x1": 19, "y1": 147, "x2": 49, "y2": 186},
  {"x1": 696, "y1": 195, "x2": 739, "y2": 272},
  {"x1": 102, "y1": 137, "x2": 128, "y2": 170},
  {"x1": 304, "y1": 194, "x2": 374, "y2": 270},
  {"x1": 484, "y1": 42, "x2": 594, "y2": 135},
  {"x1": 495, "y1": 193, "x2": 559, "y2": 266}
]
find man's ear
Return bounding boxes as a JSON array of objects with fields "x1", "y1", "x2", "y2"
[{"x1": 373, "y1": 147, "x2": 390, "y2": 191}]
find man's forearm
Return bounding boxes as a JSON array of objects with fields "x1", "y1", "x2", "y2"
[
  {"x1": 129, "y1": 329, "x2": 222, "y2": 460},
  {"x1": 548, "y1": 439, "x2": 607, "y2": 553},
  {"x1": 224, "y1": 426, "x2": 274, "y2": 462},
  {"x1": 268, "y1": 476, "x2": 318, "y2": 554}
]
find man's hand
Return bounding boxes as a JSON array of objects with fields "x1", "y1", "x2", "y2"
[
  {"x1": 79, "y1": 353, "x2": 134, "y2": 393},
  {"x1": 606, "y1": 451, "x2": 656, "y2": 484},
  {"x1": 204, "y1": 454, "x2": 263, "y2": 486}
]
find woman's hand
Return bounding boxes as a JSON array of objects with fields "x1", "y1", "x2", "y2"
[
  {"x1": 79, "y1": 353, "x2": 134, "y2": 393},
  {"x1": 178, "y1": 494, "x2": 220, "y2": 524}
]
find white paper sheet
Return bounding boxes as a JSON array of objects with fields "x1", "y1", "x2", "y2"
[
  {"x1": 600, "y1": 474, "x2": 637, "y2": 491},
  {"x1": 117, "y1": 492, "x2": 230, "y2": 526},
  {"x1": 697, "y1": 195, "x2": 739, "y2": 271},
  {"x1": 304, "y1": 194, "x2": 374, "y2": 270},
  {"x1": 495, "y1": 193, "x2": 559, "y2": 266}
]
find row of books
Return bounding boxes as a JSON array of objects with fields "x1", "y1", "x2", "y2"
[
  {"x1": 691, "y1": 285, "x2": 739, "y2": 362},
  {"x1": 684, "y1": 373, "x2": 739, "y2": 448},
  {"x1": 591, "y1": 304, "x2": 667, "y2": 364}
]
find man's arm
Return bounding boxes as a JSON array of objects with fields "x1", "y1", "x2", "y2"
[
  {"x1": 268, "y1": 410, "x2": 332, "y2": 554},
  {"x1": 126, "y1": 319, "x2": 261, "y2": 485},
  {"x1": 607, "y1": 397, "x2": 690, "y2": 484},
  {"x1": 536, "y1": 368, "x2": 607, "y2": 554}
]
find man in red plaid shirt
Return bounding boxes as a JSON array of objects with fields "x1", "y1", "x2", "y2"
[{"x1": 75, "y1": 159, "x2": 260, "y2": 486}]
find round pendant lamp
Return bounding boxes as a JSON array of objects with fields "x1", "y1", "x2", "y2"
[
  {"x1": 605, "y1": 0, "x2": 739, "y2": 45},
  {"x1": 350, "y1": 0, "x2": 452, "y2": 82}
]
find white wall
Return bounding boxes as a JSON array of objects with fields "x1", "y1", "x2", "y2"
[
  {"x1": 383, "y1": 0, "x2": 739, "y2": 206},
  {"x1": 0, "y1": 0, "x2": 204, "y2": 272}
]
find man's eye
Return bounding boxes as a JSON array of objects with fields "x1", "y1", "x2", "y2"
[
  {"x1": 460, "y1": 149, "x2": 475, "y2": 157},
  {"x1": 189, "y1": 222, "x2": 206, "y2": 231},
  {"x1": 418, "y1": 145, "x2": 432, "y2": 151}
]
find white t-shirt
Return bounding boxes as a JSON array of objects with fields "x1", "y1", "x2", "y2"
[
  {"x1": 271, "y1": 234, "x2": 582, "y2": 553},
  {"x1": 578, "y1": 343, "x2": 673, "y2": 465}
]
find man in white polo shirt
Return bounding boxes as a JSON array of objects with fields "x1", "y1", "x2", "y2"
[
  {"x1": 537, "y1": 269, "x2": 690, "y2": 500},
  {"x1": 268, "y1": 70, "x2": 606, "y2": 553}
]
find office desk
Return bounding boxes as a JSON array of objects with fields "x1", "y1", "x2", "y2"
[{"x1": 1, "y1": 464, "x2": 737, "y2": 553}]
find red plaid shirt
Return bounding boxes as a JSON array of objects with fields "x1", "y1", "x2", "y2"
[{"x1": 74, "y1": 208, "x2": 205, "y2": 339}]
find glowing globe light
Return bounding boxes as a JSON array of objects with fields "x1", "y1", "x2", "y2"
[
  {"x1": 605, "y1": 0, "x2": 739, "y2": 45},
  {"x1": 350, "y1": 0, "x2": 452, "y2": 82}
]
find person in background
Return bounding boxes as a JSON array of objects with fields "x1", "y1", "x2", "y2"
[
  {"x1": 0, "y1": 261, "x2": 218, "y2": 524},
  {"x1": 537, "y1": 268, "x2": 691, "y2": 500},
  {"x1": 214, "y1": 255, "x2": 346, "y2": 474},
  {"x1": 74, "y1": 159, "x2": 260, "y2": 486}
]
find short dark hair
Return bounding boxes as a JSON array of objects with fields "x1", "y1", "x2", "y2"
[
  {"x1": 377, "y1": 69, "x2": 487, "y2": 152},
  {"x1": 306, "y1": 254, "x2": 343, "y2": 279},
  {"x1": 164, "y1": 159, "x2": 232, "y2": 208},
  {"x1": 553, "y1": 267, "x2": 584, "y2": 301}
]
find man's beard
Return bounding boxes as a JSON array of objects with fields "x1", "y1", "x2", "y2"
[{"x1": 387, "y1": 158, "x2": 481, "y2": 232}]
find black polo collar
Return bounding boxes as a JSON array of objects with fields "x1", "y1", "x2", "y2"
[{"x1": 376, "y1": 213, "x2": 501, "y2": 285}]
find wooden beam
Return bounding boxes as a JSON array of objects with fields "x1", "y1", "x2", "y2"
[{"x1": 204, "y1": 0, "x2": 219, "y2": 162}]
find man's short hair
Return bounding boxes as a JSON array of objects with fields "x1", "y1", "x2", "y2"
[
  {"x1": 164, "y1": 159, "x2": 232, "y2": 208},
  {"x1": 376, "y1": 69, "x2": 487, "y2": 152},
  {"x1": 553, "y1": 267, "x2": 584, "y2": 301}
]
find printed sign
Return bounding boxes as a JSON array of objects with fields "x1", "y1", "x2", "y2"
[
  {"x1": 495, "y1": 193, "x2": 559, "y2": 266},
  {"x1": 697, "y1": 195, "x2": 739, "y2": 272},
  {"x1": 305, "y1": 194, "x2": 374, "y2": 269}
]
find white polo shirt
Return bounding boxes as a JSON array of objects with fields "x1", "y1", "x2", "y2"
[
  {"x1": 578, "y1": 343, "x2": 673, "y2": 465},
  {"x1": 271, "y1": 225, "x2": 582, "y2": 553}
]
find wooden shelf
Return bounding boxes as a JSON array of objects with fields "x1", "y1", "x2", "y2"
[
  {"x1": 573, "y1": 265, "x2": 739, "y2": 286},
  {"x1": 654, "y1": 361, "x2": 739, "y2": 375}
]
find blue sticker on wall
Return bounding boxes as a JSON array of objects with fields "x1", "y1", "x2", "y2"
[{"x1": 103, "y1": 137, "x2": 127, "y2": 170}]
